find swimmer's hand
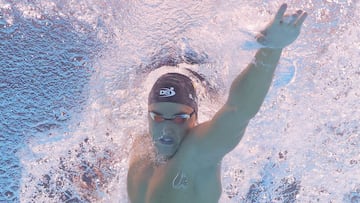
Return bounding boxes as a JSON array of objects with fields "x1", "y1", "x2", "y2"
[{"x1": 256, "y1": 3, "x2": 307, "y2": 49}]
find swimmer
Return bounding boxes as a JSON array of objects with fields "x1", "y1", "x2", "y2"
[{"x1": 127, "y1": 3, "x2": 307, "y2": 203}]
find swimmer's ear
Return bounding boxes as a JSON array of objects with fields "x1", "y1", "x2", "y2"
[{"x1": 193, "y1": 113, "x2": 199, "y2": 126}]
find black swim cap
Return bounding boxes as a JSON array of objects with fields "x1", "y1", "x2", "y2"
[{"x1": 148, "y1": 73, "x2": 198, "y2": 113}]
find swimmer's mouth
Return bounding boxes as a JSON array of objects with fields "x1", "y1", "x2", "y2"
[{"x1": 157, "y1": 136, "x2": 175, "y2": 145}]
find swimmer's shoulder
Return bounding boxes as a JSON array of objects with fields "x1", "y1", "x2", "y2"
[
  {"x1": 129, "y1": 134, "x2": 153, "y2": 167},
  {"x1": 128, "y1": 135, "x2": 154, "y2": 187},
  {"x1": 127, "y1": 153, "x2": 153, "y2": 203}
]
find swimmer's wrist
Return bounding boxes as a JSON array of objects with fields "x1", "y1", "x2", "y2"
[{"x1": 255, "y1": 34, "x2": 287, "y2": 49}]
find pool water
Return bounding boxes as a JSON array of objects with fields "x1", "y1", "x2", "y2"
[{"x1": 0, "y1": 0, "x2": 359, "y2": 202}]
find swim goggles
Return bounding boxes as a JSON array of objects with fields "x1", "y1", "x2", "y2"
[{"x1": 149, "y1": 111, "x2": 195, "y2": 124}]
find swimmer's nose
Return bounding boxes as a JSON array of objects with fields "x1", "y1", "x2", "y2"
[{"x1": 162, "y1": 126, "x2": 174, "y2": 136}]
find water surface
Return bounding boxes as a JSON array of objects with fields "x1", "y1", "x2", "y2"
[{"x1": 0, "y1": 0, "x2": 359, "y2": 202}]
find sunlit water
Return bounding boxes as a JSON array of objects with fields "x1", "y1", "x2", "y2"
[{"x1": 0, "y1": 0, "x2": 359, "y2": 202}]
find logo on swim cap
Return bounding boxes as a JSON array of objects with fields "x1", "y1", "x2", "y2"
[
  {"x1": 159, "y1": 87, "x2": 176, "y2": 97},
  {"x1": 148, "y1": 73, "x2": 198, "y2": 113}
]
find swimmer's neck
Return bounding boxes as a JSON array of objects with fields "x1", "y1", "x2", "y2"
[{"x1": 153, "y1": 152, "x2": 172, "y2": 165}]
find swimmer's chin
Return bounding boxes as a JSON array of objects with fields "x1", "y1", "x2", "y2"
[{"x1": 154, "y1": 142, "x2": 179, "y2": 158}]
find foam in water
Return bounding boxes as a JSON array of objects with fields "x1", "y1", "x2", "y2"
[{"x1": 0, "y1": 0, "x2": 359, "y2": 202}]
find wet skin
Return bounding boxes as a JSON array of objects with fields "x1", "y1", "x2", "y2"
[
  {"x1": 127, "y1": 4, "x2": 308, "y2": 202},
  {"x1": 127, "y1": 102, "x2": 222, "y2": 203},
  {"x1": 148, "y1": 103, "x2": 195, "y2": 157}
]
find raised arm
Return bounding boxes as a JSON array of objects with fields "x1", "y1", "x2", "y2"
[
  {"x1": 190, "y1": 4, "x2": 307, "y2": 163},
  {"x1": 227, "y1": 4, "x2": 307, "y2": 118}
]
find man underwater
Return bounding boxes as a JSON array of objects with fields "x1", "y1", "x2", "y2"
[{"x1": 127, "y1": 3, "x2": 307, "y2": 203}]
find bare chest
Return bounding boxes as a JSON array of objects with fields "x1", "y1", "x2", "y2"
[{"x1": 135, "y1": 161, "x2": 222, "y2": 203}]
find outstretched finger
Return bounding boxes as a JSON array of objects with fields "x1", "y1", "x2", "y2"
[
  {"x1": 295, "y1": 12, "x2": 308, "y2": 27},
  {"x1": 275, "y1": 3, "x2": 288, "y2": 22}
]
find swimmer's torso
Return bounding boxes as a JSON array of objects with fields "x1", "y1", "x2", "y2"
[{"x1": 127, "y1": 143, "x2": 222, "y2": 203}]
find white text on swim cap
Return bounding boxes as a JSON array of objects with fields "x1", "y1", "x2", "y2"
[{"x1": 159, "y1": 87, "x2": 176, "y2": 97}]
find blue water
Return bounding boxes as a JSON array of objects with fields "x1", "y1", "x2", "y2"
[
  {"x1": 0, "y1": 4, "x2": 100, "y2": 202},
  {"x1": 1, "y1": 1, "x2": 360, "y2": 202}
]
